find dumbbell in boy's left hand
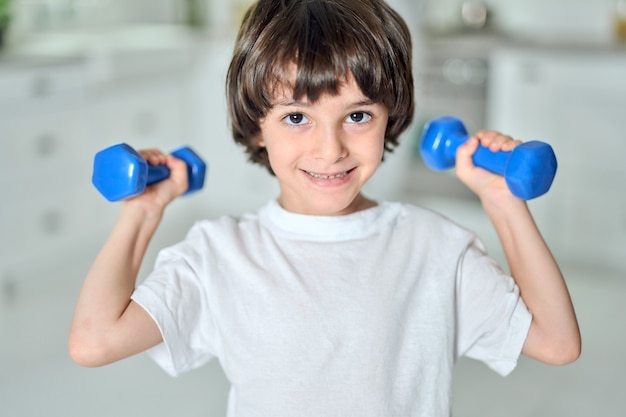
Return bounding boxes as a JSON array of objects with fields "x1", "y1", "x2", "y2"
[{"x1": 126, "y1": 149, "x2": 190, "y2": 213}]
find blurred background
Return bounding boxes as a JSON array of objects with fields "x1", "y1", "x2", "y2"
[{"x1": 0, "y1": 0, "x2": 624, "y2": 416}]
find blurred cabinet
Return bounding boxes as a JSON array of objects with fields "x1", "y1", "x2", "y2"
[
  {"x1": 93, "y1": 81, "x2": 186, "y2": 151},
  {"x1": 488, "y1": 47, "x2": 626, "y2": 272},
  {"x1": 407, "y1": 34, "x2": 506, "y2": 201},
  {"x1": 0, "y1": 53, "x2": 192, "y2": 295},
  {"x1": 0, "y1": 61, "x2": 91, "y2": 284}
]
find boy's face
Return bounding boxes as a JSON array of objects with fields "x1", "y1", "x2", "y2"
[{"x1": 259, "y1": 74, "x2": 389, "y2": 216}]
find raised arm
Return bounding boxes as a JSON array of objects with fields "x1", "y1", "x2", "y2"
[
  {"x1": 456, "y1": 132, "x2": 581, "y2": 365},
  {"x1": 68, "y1": 150, "x2": 189, "y2": 367}
]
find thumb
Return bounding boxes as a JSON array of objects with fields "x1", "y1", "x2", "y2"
[
  {"x1": 165, "y1": 155, "x2": 190, "y2": 196},
  {"x1": 456, "y1": 136, "x2": 479, "y2": 175}
]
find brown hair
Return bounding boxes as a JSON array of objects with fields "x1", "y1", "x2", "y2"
[{"x1": 226, "y1": 0, "x2": 414, "y2": 174}]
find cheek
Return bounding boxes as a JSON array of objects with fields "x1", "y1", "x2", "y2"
[
  {"x1": 373, "y1": 116, "x2": 389, "y2": 155},
  {"x1": 370, "y1": 131, "x2": 387, "y2": 160},
  {"x1": 264, "y1": 140, "x2": 294, "y2": 175}
]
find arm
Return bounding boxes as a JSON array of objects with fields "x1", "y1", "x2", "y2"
[
  {"x1": 456, "y1": 132, "x2": 581, "y2": 365},
  {"x1": 68, "y1": 150, "x2": 189, "y2": 367}
]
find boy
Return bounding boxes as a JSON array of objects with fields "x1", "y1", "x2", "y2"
[{"x1": 69, "y1": 0, "x2": 581, "y2": 416}]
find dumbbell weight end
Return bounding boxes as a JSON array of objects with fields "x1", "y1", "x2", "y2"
[
  {"x1": 92, "y1": 143, "x2": 206, "y2": 202},
  {"x1": 170, "y1": 146, "x2": 207, "y2": 196},
  {"x1": 501, "y1": 141, "x2": 557, "y2": 200}
]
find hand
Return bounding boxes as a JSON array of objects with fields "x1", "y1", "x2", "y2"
[
  {"x1": 123, "y1": 149, "x2": 190, "y2": 213},
  {"x1": 455, "y1": 130, "x2": 523, "y2": 203}
]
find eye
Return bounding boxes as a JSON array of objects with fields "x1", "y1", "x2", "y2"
[
  {"x1": 346, "y1": 112, "x2": 372, "y2": 124},
  {"x1": 283, "y1": 113, "x2": 308, "y2": 126}
]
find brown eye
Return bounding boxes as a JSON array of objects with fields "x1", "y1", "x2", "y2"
[
  {"x1": 346, "y1": 112, "x2": 371, "y2": 124},
  {"x1": 285, "y1": 113, "x2": 306, "y2": 125}
]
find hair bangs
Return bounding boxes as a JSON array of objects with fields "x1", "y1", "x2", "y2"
[{"x1": 272, "y1": 0, "x2": 390, "y2": 104}]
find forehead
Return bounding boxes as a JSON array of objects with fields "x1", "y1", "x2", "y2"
[{"x1": 269, "y1": 65, "x2": 365, "y2": 104}]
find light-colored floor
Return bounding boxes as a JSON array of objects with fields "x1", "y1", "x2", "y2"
[{"x1": 1, "y1": 199, "x2": 624, "y2": 417}]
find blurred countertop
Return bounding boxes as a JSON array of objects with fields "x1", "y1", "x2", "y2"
[
  {"x1": 2, "y1": 23, "x2": 625, "y2": 74},
  {"x1": 0, "y1": 25, "x2": 213, "y2": 74},
  {"x1": 0, "y1": 25, "x2": 222, "y2": 87},
  {"x1": 417, "y1": 27, "x2": 626, "y2": 58}
]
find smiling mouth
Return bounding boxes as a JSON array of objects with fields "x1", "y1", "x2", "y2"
[{"x1": 304, "y1": 169, "x2": 353, "y2": 179}]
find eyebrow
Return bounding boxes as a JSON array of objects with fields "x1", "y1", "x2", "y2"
[{"x1": 273, "y1": 98, "x2": 377, "y2": 107}]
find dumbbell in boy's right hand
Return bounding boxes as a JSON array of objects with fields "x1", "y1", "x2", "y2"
[{"x1": 92, "y1": 143, "x2": 207, "y2": 203}]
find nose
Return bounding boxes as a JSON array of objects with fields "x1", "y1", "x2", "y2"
[{"x1": 312, "y1": 124, "x2": 348, "y2": 163}]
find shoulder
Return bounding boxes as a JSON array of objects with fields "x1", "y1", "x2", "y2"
[
  {"x1": 180, "y1": 211, "x2": 264, "y2": 247},
  {"x1": 164, "y1": 205, "x2": 274, "y2": 257},
  {"x1": 384, "y1": 201, "x2": 483, "y2": 252},
  {"x1": 390, "y1": 201, "x2": 472, "y2": 233}
]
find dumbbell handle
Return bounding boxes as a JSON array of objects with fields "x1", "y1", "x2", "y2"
[
  {"x1": 146, "y1": 164, "x2": 172, "y2": 186},
  {"x1": 440, "y1": 129, "x2": 511, "y2": 176}
]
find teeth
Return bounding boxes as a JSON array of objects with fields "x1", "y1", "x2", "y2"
[{"x1": 307, "y1": 171, "x2": 348, "y2": 179}]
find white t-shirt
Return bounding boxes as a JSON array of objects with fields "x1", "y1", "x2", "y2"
[{"x1": 132, "y1": 200, "x2": 531, "y2": 417}]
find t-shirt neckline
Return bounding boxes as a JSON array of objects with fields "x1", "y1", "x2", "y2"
[{"x1": 258, "y1": 199, "x2": 398, "y2": 242}]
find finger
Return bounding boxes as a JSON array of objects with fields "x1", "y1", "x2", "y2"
[
  {"x1": 488, "y1": 135, "x2": 521, "y2": 152},
  {"x1": 475, "y1": 130, "x2": 520, "y2": 152},
  {"x1": 475, "y1": 130, "x2": 497, "y2": 144},
  {"x1": 476, "y1": 131, "x2": 502, "y2": 150},
  {"x1": 139, "y1": 149, "x2": 168, "y2": 166},
  {"x1": 500, "y1": 137, "x2": 522, "y2": 152}
]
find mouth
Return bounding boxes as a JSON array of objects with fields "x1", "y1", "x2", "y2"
[{"x1": 303, "y1": 168, "x2": 355, "y2": 180}]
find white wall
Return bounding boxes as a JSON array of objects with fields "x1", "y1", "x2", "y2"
[
  {"x1": 420, "y1": 0, "x2": 618, "y2": 42},
  {"x1": 488, "y1": 0, "x2": 617, "y2": 42}
]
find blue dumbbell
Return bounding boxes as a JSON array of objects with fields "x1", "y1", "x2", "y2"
[
  {"x1": 92, "y1": 143, "x2": 207, "y2": 202},
  {"x1": 419, "y1": 116, "x2": 557, "y2": 200}
]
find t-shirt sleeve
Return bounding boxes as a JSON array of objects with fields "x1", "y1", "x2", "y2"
[
  {"x1": 131, "y1": 226, "x2": 219, "y2": 377},
  {"x1": 455, "y1": 238, "x2": 532, "y2": 376}
]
